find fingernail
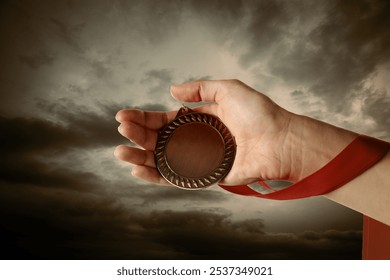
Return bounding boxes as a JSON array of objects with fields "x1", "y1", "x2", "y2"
[
  {"x1": 170, "y1": 85, "x2": 175, "y2": 96},
  {"x1": 114, "y1": 145, "x2": 122, "y2": 158}
]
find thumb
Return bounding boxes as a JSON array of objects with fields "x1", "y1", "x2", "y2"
[{"x1": 170, "y1": 80, "x2": 224, "y2": 103}]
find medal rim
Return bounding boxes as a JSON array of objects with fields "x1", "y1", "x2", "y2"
[{"x1": 154, "y1": 109, "x2": 236, "y2": 190}]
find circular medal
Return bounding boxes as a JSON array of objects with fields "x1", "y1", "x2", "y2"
[{"x1": 154, "y1": 106, "x2": 236, "y2": 190}]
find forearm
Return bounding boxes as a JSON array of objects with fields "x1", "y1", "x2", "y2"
[
  {"x1": 287, "y1": 113, "x2": 390, "y2": 225},
  {"x1": 324, "y1": 151, "x2": 390, "y2": 226}
]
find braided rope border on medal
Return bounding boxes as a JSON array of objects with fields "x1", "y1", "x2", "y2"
[{"x1": 154, "y1": 111, "x2": 236, "y2": 190}]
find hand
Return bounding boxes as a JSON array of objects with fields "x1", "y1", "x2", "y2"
[
  {"x1": 115, "y1": 79, "x2": 356, "y2": 186},
  {"x1": 115, "y1": 79, "x2": 390, "y2": 227}
]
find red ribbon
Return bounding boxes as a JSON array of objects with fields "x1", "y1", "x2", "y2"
[{"x1": 219, "y1": 135, "x2": 389, "y2": 200}]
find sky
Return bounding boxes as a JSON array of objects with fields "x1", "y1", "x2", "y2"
[{"x1": 0, "y1": 0, "x2": 389, "y2": 259}]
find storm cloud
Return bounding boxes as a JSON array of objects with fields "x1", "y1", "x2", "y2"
[{"x1": 0, "y1": 192, "x2": 362, "y2": 259}]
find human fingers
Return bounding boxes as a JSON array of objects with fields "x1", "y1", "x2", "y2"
[
  {"x1": 131, "y1": 165, "x2": 171, "y2": 186},
  {"x1": 114, "y1": 145, "x2": 155, "y2": 168},
  {"x1": 118, "y1": 122, "x2": 157, "y2": 151},
  {"x1": 170, "y1": 80, "x2": 228, "y2": 103},
  {"x1": 116, "y1": 109, "x2": 177, "y2": 129}
]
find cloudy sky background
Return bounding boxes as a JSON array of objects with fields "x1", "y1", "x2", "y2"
[{"x1": 1, "y1": 0, "x2": 389, "y2": 259}]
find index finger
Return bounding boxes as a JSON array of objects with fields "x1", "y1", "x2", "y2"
[{"x1": 115, "y1": 109, "x2": 178, "y2": 130}]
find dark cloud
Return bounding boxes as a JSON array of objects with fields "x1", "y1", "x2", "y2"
[
  {"x1": 291, "y1": 90, "x2": 304, "y2": 97},
  {"x1": 133, "y1": 187, "x2": 229, "y2": 206},
  {"x1": 270, "y1": 0, "x2": 389, "y2": 110},
  {"x1": 141, "y1": 69, "x2": 174, "y2": 95},
  {"x1": 49, "y1": 17, "x2": 86, "y2": 53},
  {"x1": 139, "y1": 103, "x2": 169, "y2": 112},
  {"x1": 88, "y1": 59, "x2": 113, "y2": 80},
  {"x1": 18, "y1": 51, "x2": 55, "y2": 69},
  {"x1": 114, "y1": 0, "x2": 184, "y2": 45},
  {"x1": 362, "y1": 91, "x2": 390, "y2": 136},
  {"x1": 186, "y1": 0, "x2": 245, "y2": 33},
  {"x1": 0, "y1": 187, "x2": 362, "y2": 260},
  {"x1": 0, "y1": 100, "x2": 126, "y2": 189},
  {"x1": 1, "y1": 102, "x2": 124, "y2": 152},
  {"x1": 183, "y1": 0, "x2": 389, "y2": 120},
  {"x1": 239, "y1": 0, "x2": 293, "y2": 65},
  {"x1": 0, "y1": 101, "x2": 362, "y2": 259},
  {"x1": 308, "y1": 0, "x2": 389, "y2": 103}
]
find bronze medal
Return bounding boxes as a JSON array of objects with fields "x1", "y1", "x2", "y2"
[{"x1": 154, "y1": 106, "x2": 236, "y2": 190}]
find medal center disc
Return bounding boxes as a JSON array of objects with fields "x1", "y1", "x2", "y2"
[{"x1": 165, "y1": 122, "x2": 225, "y2": 178}]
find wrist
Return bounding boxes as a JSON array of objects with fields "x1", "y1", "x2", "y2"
[{"x1": 284, "y1": 113, "x2": 358, "y2": 182}]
